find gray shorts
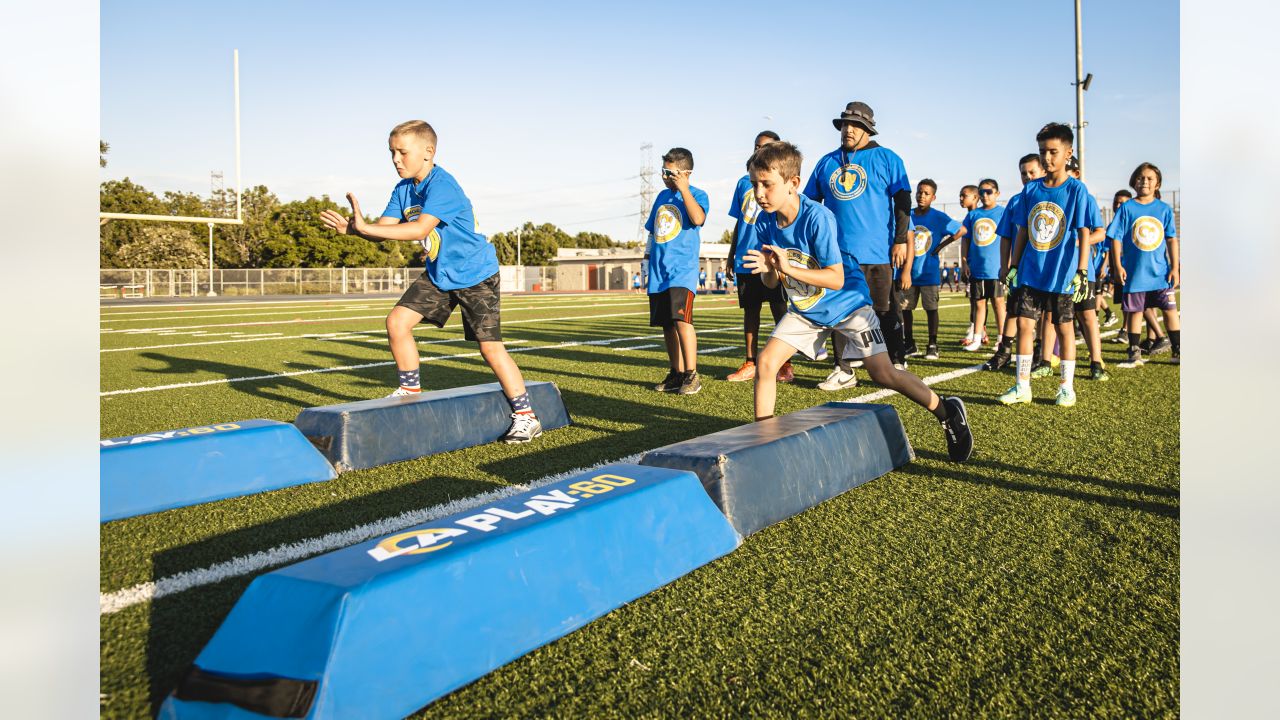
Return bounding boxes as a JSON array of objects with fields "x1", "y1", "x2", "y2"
[
  {"x1": 770, "y1": 306, "x2": 887, "y2": 361},
  {"x1": 899, "y1": 285, "x2": 940, "y2": 312}
]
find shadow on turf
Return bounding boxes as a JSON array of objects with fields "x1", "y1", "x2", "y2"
[
  {"x1": 904, "y1": 448, "x2": 1179, "y2": 519},
  {"x1": 137, "y1": 351, "x2": 375, "y2": 405}
]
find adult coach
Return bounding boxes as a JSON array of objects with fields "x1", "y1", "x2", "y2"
[{"x1": 804, "y1": 101, "x2": 913, "y2": 390}]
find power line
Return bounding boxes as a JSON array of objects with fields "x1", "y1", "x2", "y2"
[
  {"x1": 637, "y1": 143, "x2": 654, "y2": 243},
  {"x1": 472, "y1": 174, "x2": 639, "y2": 201},
  {"x1": 560, "y1": 211, "x2": 642, "y2": 228}
]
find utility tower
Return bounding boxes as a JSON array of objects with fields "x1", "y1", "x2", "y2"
[{"x1": 637, "y1": 142, "x2": 654, "y2": 242}]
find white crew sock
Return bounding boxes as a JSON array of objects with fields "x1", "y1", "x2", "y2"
[{"x1": 1015, "y1": 354, "x2": 1032, "y2": 392}]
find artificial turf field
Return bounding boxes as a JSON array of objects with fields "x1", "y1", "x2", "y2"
[{"x1": 99, "y1": 290, "x2": 1179, "y2": 719}]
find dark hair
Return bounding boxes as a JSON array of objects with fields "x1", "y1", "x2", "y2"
[
  {"x1": 1035, "y1": 122, "x2": 1074, "y2": 146},
  {"x1": 1114, "y1": 189, "x2": 1133, "y2": 199},
  {"x1": 756, "y1": 130, "x2": 781, "y2": 142},
  {"x1": 1065, "y1": 156, "x2": 1081, "y2": 174},
  {"x1": 979, "y1": 178, "x2": 999, "y2": 191},
  {"x1": 1128, "y1": 162, "x2": 1163, "y2": 199},
  {"x1": 662, "y1": 147, "x2": 694, "y2": 171},
  {"x1": 960, "y1": 184, "x2": 979, "y2": 195},
  {"x1": 917, "y1": 178, "x2": 938, "y2": 192},
  {"x1": 747, "y1": 141, "x2": 802, "y2": 181},
  {"x1": 1019, "y1": 153, "x2": 1045, "y2": 170}
]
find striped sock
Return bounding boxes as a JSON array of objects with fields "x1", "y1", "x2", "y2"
[
  {"x1": 397, "y1": 368, "x2": 420, "y2": 390},
  {"x1": 508, "y1": 392, "x2": 535, "y2": 415}
]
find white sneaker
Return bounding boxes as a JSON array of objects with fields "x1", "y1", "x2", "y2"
[
  {"x1": 847, "y1": 359, "x2": 864, "y2": 368},
  {"x1": 818, "y1": 367, "x2": 858, "y2": 391},
  {"x1": 962, "y1": 337, "x2": 983, "y2": 352},
  {"x1": 814, "y1": 347, "x2": 830, "y2": 362},
  {"x1": 501, "y1": 412, "x2": 543, "y2": 443},
  {"x1": 386, "y1": 386, "x2": 421, "y2": 398}
]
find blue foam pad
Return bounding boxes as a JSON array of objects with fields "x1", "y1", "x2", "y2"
[
  {"x1": 639, "y1": 402, "x2": 914, "y2": 536},
  {"x1": 159, "y1": 463, "x2": 740, "y2": 720},
  {"x1": 292, "y1": 381, "x2": 571, "y2": 472},
  {"x1": 100, "y1": 420, "x2": 337, "y2": 523}
]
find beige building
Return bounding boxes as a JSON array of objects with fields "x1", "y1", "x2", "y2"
[{"x1": 551, "y1": 245, "x2": 733, "y2": 291}]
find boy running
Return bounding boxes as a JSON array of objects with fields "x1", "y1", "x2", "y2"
[
  {"x1": 743, "y1": 141, "x2": 973, "y2": 461},
  {"x1": 1110, "y1": 162, "x2": 1181, "y2": 367},
  {"x1": 645, "y1": 147, "x2": 709, "y2": 394},
  {"x1": 318, "y1": 120, "x2": 542, "y2": 442}
]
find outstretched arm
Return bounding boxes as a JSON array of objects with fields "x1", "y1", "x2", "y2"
[{"x1": 319, "y1": 192, "x2": 440, "y2": 242}]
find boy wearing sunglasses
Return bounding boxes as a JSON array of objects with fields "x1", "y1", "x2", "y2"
[
  {"x1": 961, "y1": 179, "x2": 1006, "y2": 353},
  {"x1": 645, "y1": 147, "x2": 710, "y2": 395}
]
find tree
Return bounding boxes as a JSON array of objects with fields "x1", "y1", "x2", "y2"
[
  {"x1": 100, "y1": 140, "x2": 109, "y2": 168},
  {"x1": 100, "y1": 178, "x2": 167, "y2": 267},
  {"x1": 564, "y1": 231, "x2": 615, "y2": 249},
  {"x1": 715, "y1": 228, "x2": 733, "y2": 244},
  {"x1": 212, "y1": 185, "x2": 281, "y2": 268},
  {"x1": 114, "y1": 223, "x2": 206, "y2": 268}
]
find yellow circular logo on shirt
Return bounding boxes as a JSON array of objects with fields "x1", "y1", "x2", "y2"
[
  {"x1": 1028, "y1": 202, "x2": 1067, "y2": 252},
  {"x1": 741, "y1": 189, "x2": 761, "y2": 224},
  {"x1": 654, "y1": 204, "x2": 683, "y2": 243},
  {"x1": 974, "y1": 217, "x2": 998, "y2": 247},
  {"x1": 1132, "y1": 216, "x2": 1165, "y2": 252},
  {"x1": 913, "y1": 228, "x2": 932, "y2": 257},
  {"x1": 781, "y1": 249, "x2": 826, "y2": 311},
  {"x1": 828, "y1": 163, "x2": 868, "y2": 201},
  {"x1": 422, "y1": 228, "x2": 441, "y2": 261}
]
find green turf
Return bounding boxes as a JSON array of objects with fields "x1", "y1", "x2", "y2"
[{"x1": 99, "y1": 292, "x2": 1178, "y2": 718}]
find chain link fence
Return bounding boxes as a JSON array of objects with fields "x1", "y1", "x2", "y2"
[{"x1": 99, "y1": 266, "x2": 566, "y2": 299}]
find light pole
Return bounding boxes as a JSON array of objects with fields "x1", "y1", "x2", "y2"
[
  {"x1": 1073, "y1": 0, "x2": 1093, "y2": 179},
  {"x1": 207, "y1": 222, "x2": 217, "y2": 297}
]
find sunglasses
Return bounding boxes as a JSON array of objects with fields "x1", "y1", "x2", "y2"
[
  {"x1": 661, "y1": 168, "x2": 689, "y2": 178},
  {"x1": 979, "y1": 188, "x2": 996, "y2": 195}
]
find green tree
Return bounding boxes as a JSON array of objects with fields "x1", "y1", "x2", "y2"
[
  {"x1": 715, "y1": 228, "x2": 733, "y2": 244},
  {"x1": 100, "y1": 140, "x2": 109, "y2": 168},
  {"x1": 100, "y1": 178, "x2": 167, "y2": 267},
  {"x1": 212, "y1": 185, "x2": 282, "y2": 268},
  {"x1": 564, "y1": 231, "x2": 615, "y2": 249},
  {"x1": 115, "y1": 223, "x2": 206, "y2": 268}
]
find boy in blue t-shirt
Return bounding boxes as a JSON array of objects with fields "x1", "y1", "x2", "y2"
[
  {"x1": 900, "y1": 178, "x2": 964, "y2": 360},
  {"x1": 318, "y1": 120, "x2": 542, "y2": 442},
  {"x1": 726, "y1": 131, "x2": 792, "y2": 383},
  {"x1": 645, "y1": 147, "x2": 709, "y2": 395},
  {"x1": 1110, "y1": 162, "x2": 1181, "y2": 367},
  {"x1": 960, "y1": 179, "x2": 1007, "y2": 353},
  {"x1": 742, "y1": 142, "x2": 972, "y2": 461},
  {"x1": 998, "y1": 123, "x2": 1093, "y2": 408}
]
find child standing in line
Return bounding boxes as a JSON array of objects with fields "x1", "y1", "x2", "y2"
[
  {"x1": 743, "y1": 141, "x2": 973, "y2": 461},
  {"x1": 960, "y1": 179, "x2": 1006, "y2": 353},
  {"x1": 983, "y1": 153, "x2": 1045, "y2": 372},
  {"x1": 902, "y1": 178, "x2": 964, "y2": 360},
  {"x1": 958, "y1": 185, "x2": 981, "y2": 345},
  {"x1": 645, "y1": 147, "x2": 709, "y2": 395},
  {"x1": 1110, "y1": 162, "x2": 1181, "y2": 367}
]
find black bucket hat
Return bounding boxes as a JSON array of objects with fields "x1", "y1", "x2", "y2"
[{"x1": 832, "y1": 101, "x2": 878, "y2": 135}]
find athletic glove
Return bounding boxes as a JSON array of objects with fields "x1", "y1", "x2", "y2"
[
  {"x1": 1068, "y1": 270, "x2": 1088, "y2": 304},
  {"x1": 1003, "y1": 266, "x2": 1018, "y2": 289}
]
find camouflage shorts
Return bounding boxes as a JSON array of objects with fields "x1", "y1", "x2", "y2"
[{"x1": 396, "y1": 271, "x2": 502, "y2": 342}]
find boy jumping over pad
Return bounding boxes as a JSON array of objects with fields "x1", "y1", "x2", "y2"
[
  {"x1": 743, "y1": 142, "x2": 973, "y2": 462},
  {"x1": 318, "y1": 119, "x2": 542, "y2": 443}
]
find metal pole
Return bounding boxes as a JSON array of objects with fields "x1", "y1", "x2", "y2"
[
  {"x1": 1074, "y1": 0, "x2": 1086, "y2": 179},
  {"x1": 516, "y1": 228, "x2": 522, "y2": 267},
  {"x1": 234, "y1": 49, "x2": 242, "y2": 222},
  {"x1": 207, "y1": 222, "x2": 217, "y2": 296}
]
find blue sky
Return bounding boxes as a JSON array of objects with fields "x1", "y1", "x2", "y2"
[{"x1": 101, "y1": 0, "x2": 1179, "y2": 245}]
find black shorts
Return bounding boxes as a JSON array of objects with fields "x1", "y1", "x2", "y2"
[
  {"x1": 859, "y1": 263, "x2": 893, "y2": 313},
  {"x1": 1073, "y1": 281, "x2": 1098, "y2": 311},
  {"x1": 899, "y1": 285, "x2": 940, "y2": 312},
  {"x1": 969, "y1": 278, "x2": 1006, "y2": 300},
  {"x1": 649, "y1": 287, "x2": 695, "y2": 327},
  {"x1": 736, "y1": 273, "x2": 785, "y2": 310},
  {"x1": 395, "y1": 271, "x2": 502, "y2": 342},
  {"x1": 1011, "y1": 286, "x2": 1075, "y2": 324}
]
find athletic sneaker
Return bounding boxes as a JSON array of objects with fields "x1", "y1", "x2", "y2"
[
  {"x1": 1148, "y1": 337, "x2": 1172, "y2": 355},
  {"x1": 958, "y1": 335, "x2": 975, "y2": 347},
  {"x1": 925, "y1": 344, "x2": 940, "y2": 361},
  {"x1": 892, "y1": 361, "x2": 908, "y2": 371},
  {"x1": 998, "y1": 384, "x2": 1032, "y2": 405},
  {"x1": 982, "y1": 348, "x2": 1011, "y2": 372},
  {"x1": 777, "y1": 361, "x2": 795, "y2": 383},
  {"x1": 654, "y1": 369, "x2": 683, "y2": 392},
  {"x1": 677, "y1": 370, "x2": 702, "y2": 395},
  {"x1": 962, "y1": 337, "x2": 983, "y2": 352},
  {"x1": 1171, "y1": 351, "x2": 1180, "y2": 365},
  {"x1": 1030, "y1": 360, "x2": 1053, "y2": 378},
  {"x1": 904, "y1": 342, "x2": 921, "y2": 358},
  {"x1": 1111, "y1": 333, "x2": 1129, "y2": 344},
  {"x1": 981, "y1": 334, "x2": 990, "y2": 345},
  {"x1": 726, "y1": 360, "x2": 756, "y2": 382},
  {"x1": 814, "y1": 347, "x2": 829, "y2": 362},
  {"x1": 1055, "y1": 386, "x2": 1077, "y2": 407},
  {"x1": 940, "y1": 397, "x2": 974, "y2": 462},
  {"x1": 1090, "y1": 365, "x2": 1111, "y2": 382},
  {"x1": 1117, "y1": 348, "x2": 1145, "y2": 369},
  {"x1": 847, "y1": 359, "x2": 864, "y2": 368},
  {"x1": 1103, "y1": 313, "x2": 1119, "y2": 328},
  {"x1": 1139, "y1": 338, "x2": 1155, "y2": 355},
  {"x1": 501, "y1": 412, "x2": 543, "y2": 443},
  {"x1": 818, "y1": 367, "x2": 858, "y2": 391},
  {"x1": 387, "y1": 386, "x2": 422, "y2": 398}
]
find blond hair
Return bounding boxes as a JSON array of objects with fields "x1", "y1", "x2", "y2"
[{"x1": 390, "y1": 120, "x2": 437, "y2": 146}]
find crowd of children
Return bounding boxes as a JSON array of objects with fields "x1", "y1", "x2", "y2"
[{"x1": 320, "y1": 107, "x2": 1178, "y2": 457}]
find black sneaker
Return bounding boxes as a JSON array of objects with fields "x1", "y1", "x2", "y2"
[
  {"x1": 924, "y1": 344, "x2": 940, "y2": 360},
  {"x1": 677, "y1": 370, "x2": 702, "y2": 395},
  {"x1": 1138, "y1": 338, "x2": 1154, "y2": 355},
  {"x1": 1171, "y1": 350, "x2": 1180, "y2": 365},
  {"x1": 940, "y1": 397, "x2": 973, "y2": 462},
  {"x1": 1148, "y1": 337, "x2": 1172, "y2": 355},
  {"x1": 982, "y1": 347, "x2": 1011, "y2": 371},
  {"x1": 904, "y1": 342, "x2": 921, "y2": 358},
  {"x1": 654, "y1": 369, "x2": 682, "y2": 392}
]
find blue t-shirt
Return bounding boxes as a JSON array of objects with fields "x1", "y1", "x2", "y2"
[
  {"x1": 644, "y1": 187, "x2": 709, "y2": 293},
  {"x1": 1106, "y1": 198, "x2": 1177, "y2": 292},
  {"x1": 803, "y1": 144, "x2": 911, "y2": 266},
  {"x1": 996, "y1": 192, "x2": 1026, "y2": 240},
  {"x1": 1082, "y1": 194, "x2": 1107, "y2": 281},
  {"x1": 756, "y1": 194, "x2": 872, "y2": 327},
  {"x1": 381, "y1": 166, "x2": 497, "y2": 291},
  {"x1": 1016, "y1": 176, "x2": 1092, "y2": 294},
  {"x1": 728, "y1": 175, "x2": 764, "y2": 274},
  {"x1": 962, "y1": 206, "x2": 1005, "y2": 280},
  {"x1": 909, "y1": 208, "x2": 961, "y2": 286}
]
